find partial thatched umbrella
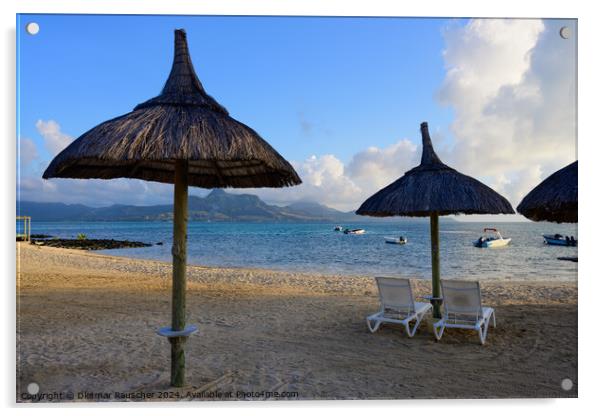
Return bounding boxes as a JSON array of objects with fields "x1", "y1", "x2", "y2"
[
  {"x1": 43, "y1": 29, "x2": 301, "y2": 387},
  {"x1": 356, "y1": 122, "x2": 514, "y2": 318},
  {"x1": 517, "y1": 161, "x2": 577, "y2": 223}
]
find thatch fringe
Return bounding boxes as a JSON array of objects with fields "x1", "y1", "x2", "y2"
[{"x1": 517, "y1": 161, "x2": 577, "y2": 223}]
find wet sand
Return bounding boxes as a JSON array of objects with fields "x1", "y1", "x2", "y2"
[{"x1": 16, "y1": 243, "x2": 577, "y2": 401}]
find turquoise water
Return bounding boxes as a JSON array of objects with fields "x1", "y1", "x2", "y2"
[{"x1": 24, "y1": 220, "x2": 578, "y2": 281}]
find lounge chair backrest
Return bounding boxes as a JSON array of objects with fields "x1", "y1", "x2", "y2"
[
  {"x1": 375, "y1": 277, "x2": 415, "y2": 314},
  {"x1": 440, "y1": 280, "x2": 483, "y2": 320}
]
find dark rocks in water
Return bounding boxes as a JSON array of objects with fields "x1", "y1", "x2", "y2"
[
  {"x1": 30, "y1": 234, "x2": 53, "y2": 239},
  {"x1": 557, "y1": 256, "x2": 578, "y2": 262},
  {"x1": 156, "y1": 242, "x2": 164, "y2": 246},
  {"x1": 30, "y1": 238, "x2": 152, "y2": 250}
]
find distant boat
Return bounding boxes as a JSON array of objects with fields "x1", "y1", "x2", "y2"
[
  {"x1": 543, "y1": 234, "x2": 577, "y2": 246},
  {"x1": 473, "y1": 228, "x2": 511, "y2": 248},
  {"x1": 334, "y1": 226, "x2": 343, "y2": 231},
  {"x1": 344, "y1": 228, "x2": 365, "y2": 235},
  {"x1": 385, "y1": 236, "x2": 407, "y2": 245}
]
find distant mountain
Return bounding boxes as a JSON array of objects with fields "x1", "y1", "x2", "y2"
[
  {"x1": 16, "y1": 201, "x2": 94, "y2": 221},
  {"x1": 17, "y1": 190, "x2": 381, "y2": 223},
  {"x1": 283, "y1": 201, "x2": 358, "y2": 222}
]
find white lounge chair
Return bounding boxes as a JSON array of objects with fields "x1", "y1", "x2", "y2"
[
  {"x1": 366, "y1": 277, "x2": 433, "y2": 337},
  {"x1": 433, "y1": 280, "x2": 496, "y2": 345}
]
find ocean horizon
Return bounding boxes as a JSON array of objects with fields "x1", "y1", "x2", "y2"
[{"x1": 22, "y1": 220, "x2": 578, "y2": 282}]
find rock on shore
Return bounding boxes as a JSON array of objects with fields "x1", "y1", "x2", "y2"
[{"x1": 30, "y1": 238, "x2": 152, "y2": 250}]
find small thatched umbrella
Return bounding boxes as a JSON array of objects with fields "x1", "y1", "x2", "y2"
[
  {"x1": 43, "y1": 29, "x2": 301, "y2": 387},
  {"x1": 356, "y1": 122, "x2": 514, "y2": 317},
  {"x1": 517, "y1": 161, "x2": 577, "y2": 223}
]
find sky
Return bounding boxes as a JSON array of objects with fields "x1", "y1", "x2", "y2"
[{"x1": 16, "y1": 14, "x2": 577, "y2": 220}]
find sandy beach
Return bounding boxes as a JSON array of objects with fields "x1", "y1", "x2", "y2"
[{"x1": 16, "y1": 242, "x2": 577, "y2": 401}]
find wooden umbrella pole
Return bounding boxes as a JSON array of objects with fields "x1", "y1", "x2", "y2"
[
  {"x1": 430, "y1": 213, "x2": 442, "y2": 319},
  {"x1": 171, "y1": 159, "x2": 189, "y2": 387}
]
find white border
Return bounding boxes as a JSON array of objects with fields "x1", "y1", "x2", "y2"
[
  {"x1": 3, "y1": 1, "x2": 601, "y2": 415},
  {"x1": 5, "y1": 0, "x2": 585, "y2": 18}
]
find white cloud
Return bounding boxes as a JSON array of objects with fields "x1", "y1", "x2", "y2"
[
  {"x1": 18, "y1": 176, "x2": 176, "y2": 207},
  {"x1": 438, "y1": 18, "x2": 577, "y2": 206},
  {"x1": 18, "y1": 138, "x2": 38, "y2": 167},
  {"x1": 488, "y1": 166, "x2": 544, "y2": 209},
  {"x1": 235, "y1": 140, "x2": 419, "y2": 211},
  {"x1": 287, "y1": 154, "x2": 363, "y2": 208},
  {"x1": 347, "y1": 139, "x2": 418, "y2": 192},
  {"x1": 36, "y1": 119, "x2": 73, "y2": 156}
]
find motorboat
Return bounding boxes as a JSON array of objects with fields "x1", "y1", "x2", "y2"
[
  {"x1": 344, "y1": 228, "x2": 365, "y2": 235},
  {"x1": 543, "y1": 234, "x2": 577, "y2": 246},
  {"x1": 385, "y1": 236, "x2": 407, "y2": 245},
  {"x1": 334, "y1": 226, "x2": 343, "y2": 231},
  {"x1": 473, "y1": 228, "x2": 511, "y2": 248}
]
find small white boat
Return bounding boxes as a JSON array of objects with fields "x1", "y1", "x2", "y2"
[
  {"x1": 543, "y1": 234, "x2": 577, "y2": 246},
  {"x1": 344, "y1": 228, "x2": 365, "y2": 235},
  {"x1": 385, "y1": 236, "x2": 407, "y2": 245},
  {"x1": 473, "y1": 228, "x2": 511, "y2": 248}
]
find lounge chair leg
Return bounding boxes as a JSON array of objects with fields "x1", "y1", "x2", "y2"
[
  {"x1": 405, "y1": 318, "x2": 416, "y2": 337},
  {"x1": 366, "y1": 318, "x2": 381, "y2": 333},
  {"x1": 406, "y1": 318, "x2": 420, "y2": 338},
  {"x1": 404, "y1": 322, "x2": 412, "y2": 337},
  {"x1": 407, "y1": 310, "x2": 428, "y2": 337},
  {"x1": 479, "y1": 326, "x2": 488, "y2": 345},
  {"x1": 479, "y1": 316, "x2": 492, "y2": 345},
  {"x1": 433, "y1": 321, "x2": 445, "y2": 341}
]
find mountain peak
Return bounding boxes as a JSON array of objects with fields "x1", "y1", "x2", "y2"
[{"x1": 207, "y1": 188, "x2": 227, "y2": 198}]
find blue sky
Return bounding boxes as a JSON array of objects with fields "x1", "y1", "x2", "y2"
[
  {"x1": 17, "y1": 14, "x2": 454, "y2": 164},
  {"x1": 16, "y1": 15, "x2": 576, "y2": 218}
]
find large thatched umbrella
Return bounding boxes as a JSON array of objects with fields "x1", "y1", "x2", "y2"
[
  {"x1": 517, "y1": 161, "x2": 577, "y2": 223},
  {"x1": 43, "y1": 29, "x2": 301, "y2": 387},
  {"x1": 356, "y1": 122, "x2": 514, "y2": 317}
]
